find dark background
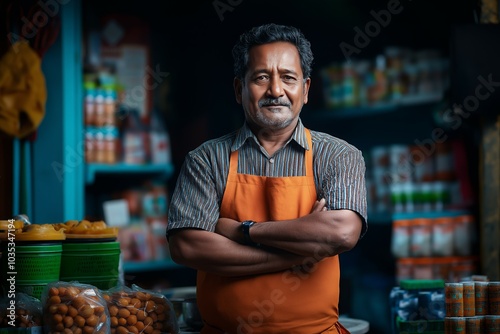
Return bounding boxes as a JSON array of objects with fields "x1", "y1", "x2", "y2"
[
  {"x1": 83, "y1": 0, "x2": 478, "y2": 174},
  {"x1": 81, "y1": 1, "x2": 481, "y2": 333}
]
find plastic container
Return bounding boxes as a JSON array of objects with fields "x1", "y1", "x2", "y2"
[
  {"x1": 59, "y1": 240, "x2": 120, "y2": 290},
  {"x1": 432, "y1": 216, "x2": 454, "y2": 256},
  {"x1": 411, "y1": 218, "x2": 432, "y2": 257},
  {"x1": 1, "y1": 243, "x2": 62, "y2": 300},
  {"x1": 1, "y1": 223, "x2": 65, "y2": 300},
  {"x1": 391, "y1": 219, "x2": 412, "y2": 258}
]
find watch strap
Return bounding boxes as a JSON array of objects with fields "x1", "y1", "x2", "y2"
[{"x1": 242, "y1": 220, "x2": 257, "y2": 246}]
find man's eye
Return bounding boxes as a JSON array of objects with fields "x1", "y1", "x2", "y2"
[
  {"x1": 255, "y1": 75, "x2": 268, "y2": 81},
  {"x1": 283, "y1": 75, "x2": 296, "y2": 81}
]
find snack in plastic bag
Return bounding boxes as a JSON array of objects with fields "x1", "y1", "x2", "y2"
[
  {"x1": 0, "y1": 292, "x2": 42, "y2": 328},
  {"x1": 41, "y1": 281, "x2": 110, "y2": 334},
  {"x1": 102, "y1": 284, "x2": 179, "y2": 334}
]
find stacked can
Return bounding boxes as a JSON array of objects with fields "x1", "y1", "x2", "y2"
[{"x1": 445, "y1": 281, "x2": 500, "y2": 333}]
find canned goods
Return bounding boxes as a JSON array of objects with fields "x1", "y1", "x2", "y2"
[
  {"x1": 484, "y1": 315, "x2": 500, "y2": 332},
  {"x1": 445, "y1": 316, "x2": 465, "y2": 333},
  {"x1": 474, "y1": 281, "x2": 489, "y2": 316},
  {"x1": 488, "y1": 281, "x2": 500, "y2": 315},
  {"x1": 465, "y1": 316, "x2": 483, "y2": 334},
  {"x1": 445, "y1": 283, "x2": 464, "y2": 317},
  {"x1": 462, "y1": 281, "x2": 475, "y2": 317}
]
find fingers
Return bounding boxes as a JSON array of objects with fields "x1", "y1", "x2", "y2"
[{"x1": 311, "y1": 198, "x2": 327, "y2": 212}]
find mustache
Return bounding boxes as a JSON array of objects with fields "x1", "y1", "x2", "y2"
[{"x1": 258, "y1": 98, "x2": 291, "y2": 108}]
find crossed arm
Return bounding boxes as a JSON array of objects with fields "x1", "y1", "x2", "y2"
[{"x1": 168, "y1": 199, "x2": 362, "y2": 277}]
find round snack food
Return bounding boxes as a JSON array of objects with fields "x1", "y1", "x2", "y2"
[
  {"x1": 102, "y1": 286, "x2": 179, "y2": 334},
  {"x1": 43, "y1": 282, "x2": 110, "y2": 334}
]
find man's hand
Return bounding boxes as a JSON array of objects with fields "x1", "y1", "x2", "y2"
[{"x1": 311, "y1": 198, "x2": 327, "y2": 213}]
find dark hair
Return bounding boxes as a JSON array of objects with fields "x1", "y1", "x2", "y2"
[{"x1": 232, "y1": 23, "x2": 314, "y2": 81}]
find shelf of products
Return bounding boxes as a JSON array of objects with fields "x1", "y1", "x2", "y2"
[
  {"x1": 307, "y1": 92, "x2": 443, "y2": 120},
  {"x1": 86, "y1": 162, "x2": 174, "y2": 184}
]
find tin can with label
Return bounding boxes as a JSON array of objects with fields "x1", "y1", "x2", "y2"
[
  {"x1": 488, "y1": 281, "x2": 500, "y2": 315},
  {"x1": 474, "y1": 281, "x2": 489, "y2": 316},
  {"x1": 445, "y1": 283, "x2": 464, "y2": 317},
  {"x1": 462, "y1": 281, "x2": 475, "y2": 317}
]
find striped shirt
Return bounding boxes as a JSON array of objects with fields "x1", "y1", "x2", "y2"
[{"x1": 167, "y1": 119, "x2": 368, "y2": 237}]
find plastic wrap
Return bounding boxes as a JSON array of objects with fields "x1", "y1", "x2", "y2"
[
  {"x1": 102, "y1": 284, "x2": 179, "y2": 334},
  {"x1": 0, "y1": 292, "x2": 42, "y2": 329},
  {"x1": 41, "y1": 281, "x2": 110, "y2": 334}
]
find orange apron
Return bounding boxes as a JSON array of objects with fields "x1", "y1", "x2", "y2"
[{"x1": 197, "y1": 128, "x2": 349, "y2": 334}]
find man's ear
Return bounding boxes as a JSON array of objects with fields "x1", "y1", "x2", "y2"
[
  {"x1": 303, "y1": 77, "x2": 311, "y2": 104},
  {"x1": 234, "y1": 77, "x2": 243, "y2": 104}
]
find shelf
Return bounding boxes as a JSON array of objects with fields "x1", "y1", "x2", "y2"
[
  {"x1": 86, "y1": 163, "x2": 174, "y2": 184},
  {"x1": 123, "y1": 258, "x2": 182, "y2": 272},
  {"x1": 369, "y1": 209, "x2": 471, "y2": 224},
  {"x1": 307, "y1": 92, "x2": 444, "y2": 120}
]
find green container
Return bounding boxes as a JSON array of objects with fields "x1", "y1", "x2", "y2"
[
  {"x1": 2, "y1": 244, "x2": 62, "y2": 282},
  {"x1": 59, "y1": 241, "x2": 120, "y2": 289},
  {"x1": 1, "y1": 243, "x2": 62, "y2": 300}
]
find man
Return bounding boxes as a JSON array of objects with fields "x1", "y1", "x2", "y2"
[{"x1": 167, "y1": 23, "x2": 367, "y2": 334}]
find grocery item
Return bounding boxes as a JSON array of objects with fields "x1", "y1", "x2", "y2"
[
  {"x1": 0, "y1": 222, "x2": 65, "y2": 299},
  {"x1": 56, "y1": 220, "x2": 121, "y2": 290},
  {"x1": 445, "y1": 283, "x2": 464, "y2": 317},
  {"x1": 474, "y1": 281, "x2": 489, "y2": 316},
  {"x1": 0, "y1": 293, "x2": 42, "y2": 329},
  {"x1": 41, "y1": 281, "x2": 110, "y2": 334},
  {"x1": 102, "y1": 284, "x2": 179, "y2": 334}
]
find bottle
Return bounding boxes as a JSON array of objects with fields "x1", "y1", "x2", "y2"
[
  {"x1": 369, "y1": 55, "x2": 388, "y2": 104},
  {"x1": 122, "y1": 109, "x2": 146, "y2": 164},
  {"x1": 149, "y1": 110, "x2": 172, "y2": 165}
]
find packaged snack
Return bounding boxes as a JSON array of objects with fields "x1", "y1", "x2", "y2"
[
  {"x1": 0, "y1": 292, "x2": 42, "y2": 329},
  {"x1": 102, "y1": 284, "x2": 179, "y2": 334},
  {"x1": 41, "y1": 281, "x2": 110, "y2": 334}
]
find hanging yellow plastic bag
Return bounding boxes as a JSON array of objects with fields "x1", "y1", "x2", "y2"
[{"x1": 0, "y1": 40, "x2": 47, "y2": 139}]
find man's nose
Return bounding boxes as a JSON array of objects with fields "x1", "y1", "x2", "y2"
[{"x1": 267, "y1": 77, "x2": 284, "y2": 97}]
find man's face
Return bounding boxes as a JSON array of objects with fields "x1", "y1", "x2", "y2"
[{"x1": 234, "y1": 41, "x2": 311, "y2": 131}]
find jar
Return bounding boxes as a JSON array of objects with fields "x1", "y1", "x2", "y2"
[
  {"x1": 396, "y1": 257, "x2": 413, "y2": 283},
  {"x1": 391, "y1": 219, "x2": 411, "y2": 258},
  {"x1": 453, "y1": 215, "x2": 474, "y2": 256},
  {"x1": 411, "y1": 218, "x2": 432, "y2": 257},
  {"x1": 103, "y1": 88, "x2": 117, "y2": 126},
  {"x1": 93, "y1": 89, "x2": 105, "y2": 127},
  {"x1": 103, "y1": 126, "x2": 119, "y2": 164},
  {"x1": 432, "y1": 216, "x2": 454, "y2": 256},
  {"x1": 84, "y1": 86, "x2": 96, "y2": 126},
  {"x1": 94, "y1": 128, "x2": 105, "y2": 163},
  {"x1": 412, "y1": 257, "x2": 434, "y2": 280},
  {"x1": 435, "y1": 141, "x2": 455, "y2": 181},
  {"x1": 85, "y1": 127, "x2": 95, "y2": 163}
]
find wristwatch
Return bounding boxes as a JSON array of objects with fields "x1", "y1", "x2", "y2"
[{"x1": 241, "y1": 220, "x2": 257, "y2": 246}]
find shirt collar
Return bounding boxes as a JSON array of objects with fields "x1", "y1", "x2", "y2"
[{"x1": 231, "y1": 118, "x2": 309, "y2": 152}]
